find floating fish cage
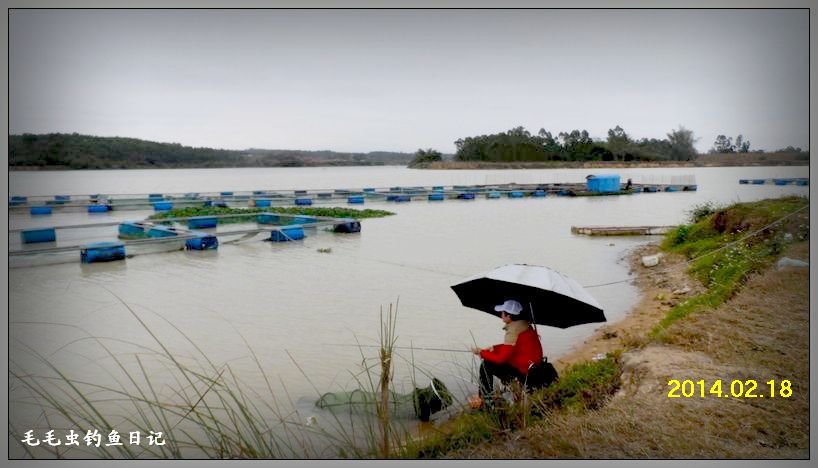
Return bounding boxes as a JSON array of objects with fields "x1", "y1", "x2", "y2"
[
  {"x1": 188, "y1": 216, "x2": 218, "y2": 229},
  {"x1": 153, "y1": 201, "x2": 173, "y2": 211},
  {"x1": 642, "y1": 186, "x2": 658, "y2": 193},
  {"x1": 393, "y1": 195, "x2": 411, "y2": 202},
  {"x1": 118, "y1": 222, "x2": 147, "y2": 238},
  {"x1": 294, "y1": 190, "x2": 308, "y2": 195},
  {"x1": 363, "y1": 188, "x2": 376, "y2": 193},
  {"x1": 30, "y1": 206, "x2": 53, "y2": 215},
  {"x1": 81, "y1": 241, "x2": 126, "y2": 263},
  {"x1": 148, "y1": 225, "x2": 179, "y2": 238},
  {"x1": 220, "y1": 191, "x2": 234, "y2": 196},
  {"x1": 739, "y1": 179, "x2": 749, "y2": 184},
  {"x1": 347, "y1": 196, "x2": 365, "y2": 204},
  {"x1": 796, "y1": 179, "x2": 808, "y2": 186},
  {"x1": 457, "y1": 193, "x2": 476, "y2": 200},
  {"x1": 257, "y1": 213, "x2": 280, "y2": 224},
  {"x1": 21, "y1": 228, "x2": 56, "y2": 244},
  {"x1": 185, "y1": 232, "x2": 219, "y2": 250},
  {"x1": 487, "y1": 191, "x2": 501, "y2": 199},
  {"x1": 664, "y1": 186, "x2": 679, "y2": 192},
  {"x1": 532, "y1": 190, "x2": 546, "y2": 197},
  {"x1": 9, "y1": 196, "x2": 27, "y2": 206},
  {"x1": 291, "y1": 215, "x2": 318, "y2": 225},
  {"x1": 254, "y1": 199, "x2": 272, "y2": 207},
  {"x1": 508, "y1": 191, "x2": 524, "y2": 198},
  {"x1": 270, "y1": 226, "x2": 305, "y2": 242},
  {"x1": 428, "y1": 193, "x2": 445, "y2": 201},
  {"x1": 87, "y1": 204, "x2": 111, "y2": 213},
  {"x1": 752, "y1": 179, "x2": 765, "y2": 185},
  {"x1": 317, "y1": 192, "x2": 333, "y2": 198},
  {"x1": 683, "y1": 185, "x2": 698, "y2": 191},
  {"x1": 295, "y1": 198, "x2": 313, "y2": 206},
  {"x1": 333, "y1": 220, "x2": 361, "y2": 233}
]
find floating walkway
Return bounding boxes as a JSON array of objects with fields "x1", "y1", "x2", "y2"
[
  {"x1": 9, "y1": 177, "x2": 698, "y2": 213},
  {"x1": 9, "y1": 212, "x2": 363, "y2": 264},
  {"x1": 571, "y1": 225, "x2": 675, "y2": 236},
  {"x1": 738, "y1": 178, "x2": 808, "y2": 186}
]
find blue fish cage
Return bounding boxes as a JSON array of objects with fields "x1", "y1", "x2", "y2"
[
  {"x1": 428, "y1": 193, "x2": 445, "y2": 201},
  {"x1": 796, "y1": 179, "x2": 808, "y2": 186},
  {"x1": 334, "y1": 220, "x2": 361, "y2": 233},
  {"x1": 30, "y1": 206, "x2": 53, "y2": 215},
  {"x1": 87, "y1": 204, "x2": 111, "y2": 213},
  {"x1": 348, "y1": 196, "x2": 365, "y2": 204},
  {"x1": 81, "y1": 241, "x2": 126, "y2": 263},
  {"x1": 254, "y1": 199, "x2": 272, "y2": 207},
  {"x1": 295, "y1": 198, "x2": 313, "y2": 206},
  {"x1": 586, "y1": 174, "x2": 621, "y2": 193},
  {"x1": 487, "y1": 191, "x2": 501, "y2": 199},
  {"x1": 153, "y1": 201, "x2": 173, "y2": 211},
  {"x1": 317, "y1": 193, "x2": 333, "y2": 198},
  {"x1": 185, "y1": 232, "x2": 219, "y2": 250},
  {"x1": 188, "y1": 216, "x2": 218, "y2": 229},
  {"x1": 508, "y1": 191, "x2": 524, "y2": 198},
  {"x1": 118, "y1": 222, "x2": 146, "y2": 238},
  {"x1": 9, "y1": 196, "x2": 27, "y2": 206},
  {"x1": 294, "y1": 190, "x2": 308, "y2": 195},
  {"x1": 457, "y1": 193, "x2": 475, "y2": 200},
  {"x1": 739, "y1": 179, "x2": 749, "y2": 184},
  {"x1": 291, "y1": 215, "x2": 318, "y2": 225},
  {"x1": 642, "y1": 186, "x2": 658, "y2": 193},
  {"x1": 257, "y1": 214, "x2": 280, "y2": 224},
  {"x1": 220, "y1": 191, "x2": 234, "y2": 196},
  {"x1": 774, "y1": 178, "x2": 792, "y2": 186},
  {"x1": 665, "y1": 186, "x2": 679, "y2": 192},
  {"x1": 432, "y1": 186, "x2": 444, "y2": 191},
  {"x1": 22, "y1": 227, "x2": 56, "y2": 244},
  {"x1": 270, "y1": 226, "x2": 305, "y2": 242},
  {"x1": 393, "y1": 195, "x2": 411, "y2": 202},
  {"x1": 532, "y1": 190, "x2": 546, "y2": 197},
  {"x1": 148, "y1": 225, "x2": 178, "y2": 238},
  {"x1": 363, "y1": 188, "x2": 376, "y2": 193},
  {"x1": 751, "y1": 179, "x2": 765, "y2": 185}
]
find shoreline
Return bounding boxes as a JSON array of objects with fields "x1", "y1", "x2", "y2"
[{"x1": 553, "y1": 242, "x2": 704, "y2": 372}]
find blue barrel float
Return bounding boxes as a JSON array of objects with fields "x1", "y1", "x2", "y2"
[
  {"x1": 188, "y1": 216, "x2": 218, "y2": 229},
  {"x1": 9, "y1": 196, "x2": 27, "y2": 206},
  {"x1": 185, "y1": 232, "x2": 219, "y2": 250},
  {"x1": 87, "y1": 204, "x2": 111, "y2": 213},
  {"x1": 532, "y1": 190, "x2": 546, "y2": 197},
  {"x1": 428, "y1": 193, "x2": 445, "y2": 201},
  {"x1": 295, "y1": 198, "x2": 313, "y2": 206},
  {"x1": 21, "y1": 227, "x2": 56, "y2": 244},
  {"x1": 30, "y1": 206, "x2": 52, "y2": 215},
  {"x1": 348, "y1": 196, "x2": 365, "y2": 204},
  {"x1": 153, "y1": 201, "x2": 173, "y2": 211},
  {"x1": 81, "y1": 241, "x2": 126, "y2": 263},
  {"x1": 118, "y1": 221, "x2": 147, "y2": 238},
  {"x1": 509, "y1": 191, "x2": 524, "y2": 198},
  {"x1": 257, "y1": 213, "x2": 280, "y2": 224},
  {"x1": 254, "y1": 199, "x2": 272, "y2": 208},
  {"x1": 270, "y1": 226, "x2": 305, "y2": 242}
]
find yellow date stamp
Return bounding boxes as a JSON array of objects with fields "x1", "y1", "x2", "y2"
[{"x1": 667, "y1": 379, "x2": 792, "y2": 399}]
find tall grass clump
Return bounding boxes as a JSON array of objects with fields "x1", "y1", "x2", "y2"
[{"x1": 653, "y1": 196, "x2": 808, "y2": 337}]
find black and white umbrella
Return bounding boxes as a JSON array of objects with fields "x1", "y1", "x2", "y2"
[{"x1": 450, "y1": 263, "x2": 606, "y2": 329}]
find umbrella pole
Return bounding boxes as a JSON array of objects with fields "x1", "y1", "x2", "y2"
[{"x1": 528, "y1": 302, "x2": 538, "y2": 335}]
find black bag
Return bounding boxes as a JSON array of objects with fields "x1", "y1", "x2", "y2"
[{"x1": 525, "y1": 357, "x2": 559, "y2": 389}]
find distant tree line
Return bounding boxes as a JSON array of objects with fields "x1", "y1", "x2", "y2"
[
  {"x1": 8, "y1": 133, "x2": 414, "y2": 169},
  {"x1": 451, "y1": 125, "x2": 700, "y2": 163}
]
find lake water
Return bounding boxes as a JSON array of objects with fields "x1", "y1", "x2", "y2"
[{"x1": 7, "y1": 165, "x2": 809, "y2": 456}]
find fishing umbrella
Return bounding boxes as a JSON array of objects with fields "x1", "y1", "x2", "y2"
[{"x1": 450, "y1": 263, "x2": 605, "y2": 329}]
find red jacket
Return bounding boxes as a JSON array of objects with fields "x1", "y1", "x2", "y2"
[{"x1": 479, "y1": 327, "x2": 543, "y2": 375}]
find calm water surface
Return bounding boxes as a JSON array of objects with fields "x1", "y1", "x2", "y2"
[{"x1": 8, "y1": 165, "x2": 808, "y2": 453}]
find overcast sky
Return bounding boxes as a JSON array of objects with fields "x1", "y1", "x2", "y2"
[{"x1": 9, "y1": 9, "x2": 809, "y2": 153}]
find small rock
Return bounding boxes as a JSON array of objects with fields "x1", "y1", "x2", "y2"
[
  {"x1": 642, "y1": 254, "x2": 660, "y2": 267},
  {"x1": 776, "y1": 257, "x2": 808, "y2": 270},
  {"x1": 591, "y1": 353, "x2": 607, "y2": 361},
  {"x1": 672, "y1": 286, "x2": 691, "y2": 295}
]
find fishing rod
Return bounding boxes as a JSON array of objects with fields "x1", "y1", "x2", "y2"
[{"x1": 326, "y1": 343, "x2": 472, "y2": 353}]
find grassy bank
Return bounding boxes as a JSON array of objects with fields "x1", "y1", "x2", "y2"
[
  {"x1": 411, "y1": 196, "x2": 808, "y2": 458},
  {"x1": 148, "y1": 206, "x2": 395, "y2": 224}
]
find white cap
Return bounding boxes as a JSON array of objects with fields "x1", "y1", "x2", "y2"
[{"x1": 494, "y1": 299, "x2": 522, "y2": 315}]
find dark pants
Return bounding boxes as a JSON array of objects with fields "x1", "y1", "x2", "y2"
[{"x1": 478, "y1": 361, "x2": 524, "y2": 398}]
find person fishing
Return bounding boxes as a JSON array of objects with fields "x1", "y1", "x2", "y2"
[{"x1": 469, "y1": 299, "x2": 543, "y2": 408}]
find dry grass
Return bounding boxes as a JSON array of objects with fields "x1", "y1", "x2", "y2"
[{"x1": 445, "y1": 241, "x2": 808, "y2": 459}]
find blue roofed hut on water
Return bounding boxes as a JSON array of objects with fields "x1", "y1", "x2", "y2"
[{"x1": 586, "y1": 174, "x2": 621, "y2": 193}]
